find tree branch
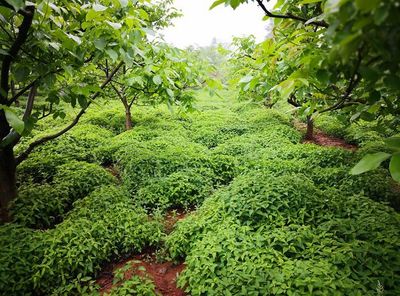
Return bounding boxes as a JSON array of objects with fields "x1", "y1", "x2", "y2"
[
  {"x1": 0, "y1": 5, "x2": 34, "y2": 104},
  {"x1": 255, "y1": 0, "x2": 329, "y2": 28},
  {"x1": 320, "y1": 48, "x2": 364, "y2": 114},
  {"x1": 15, "y1": 61, "x2": 123, "y2": 165}
]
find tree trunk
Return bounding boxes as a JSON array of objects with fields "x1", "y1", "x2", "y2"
[
  {"x1": 125, "y1": 108, "x2": 133, "y2": 130},
  {"x1": 0, "y1": 146, "x2": 16, "y2": 222},
  {"x1": 305, "y1": 115, "x2": 314, "y2": 140}
]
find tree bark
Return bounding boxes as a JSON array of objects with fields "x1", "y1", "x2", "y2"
[
  {"x1": 125, "y1": 109, "x2": 133, "y2": 130},
  {"x1": 305, "y1": 115, "x2": 314, "y2": 140},
  {"x1": 0, "y1": 146, "x2": 16, "y2": 222}
]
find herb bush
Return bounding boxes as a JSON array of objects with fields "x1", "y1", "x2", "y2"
[
  {"x1": 0, "y1": 186, "x2": 163, "y2": 295},
  {"x1": 83, "y1": 105, "x2": 126, "y2": 134},
  {"x1": 168, "y1": 172, "x2": 400, "y2": 295},
  {"x1": 9, "y1": 184, "x2": 69, "y2": 228},
  {"x1": 16, "y1": 124, "x2": 113, "y2": 185},
  {"x1": 117, "y1": 140, "x2": 207, "y2": 193},
  {"x1": 314, "y1": 114, "x2": 347, "y2": 138},
  {"x1": 136, "y1": 168, "x2": 215, "y2": 211},
  {"x1": 10, "y1": 161, "x2": 115, "y2": 228}
]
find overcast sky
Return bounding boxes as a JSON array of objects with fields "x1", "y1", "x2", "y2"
[{"x1": 160, "y1": 0, "x2": 276, "y2": 48}]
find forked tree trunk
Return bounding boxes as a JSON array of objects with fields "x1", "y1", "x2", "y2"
[
  {"x1": 0, "y1": 146, "x2": 16, "y2": 222},
  {"x1": 125, "y1": 109, "x2": 133, "y2": 130},
  {"x1": 305, "y1": 115, "x2": 314, "y2": 140}
]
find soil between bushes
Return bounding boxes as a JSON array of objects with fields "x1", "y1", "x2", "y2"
[{"x1": 96, "y1": 210, "x2": 188, "y2": 295}]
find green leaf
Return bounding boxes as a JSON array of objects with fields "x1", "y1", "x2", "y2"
[
  {"x1": 166, "y1": 88, "x2": 174, "y2": 97},
  {"x1": 5, "y1": 0, "x2": 25, "y2": 11},
  {"x1": 153, "y1": 75, "x2": 162, "y2": 85},
  {"x1": 78, "y1": 95, "x2": 87, "y2": 109},
  {"x1": 389, "y1": 154, "x2": 400, "y2": 183},
  {"x1": 93, "y1": 3, "x2": 107, "y2": 11},
  {"x1": 300, "y1": 0, "x2": 322, "y2": 3},
  {"x1": 1, "y1": 106, "x2": 25, "y2": 134},
  {"x1": 350, "y1": 152, "x2": 391, "y2": 175},
  {"x1": 94, "y1": 38, "x2": 107, "y2": 50},
  {"x1": 106, "y1": 21, "x2": 122, "y2": 30},
  {"x1": 119, "y1": 0, "x2": 128, "y2": 7},
  {"x1": 66, "y1": 33, "x2": 82, "y2": 45},
  {"x1": 355, "y1": 0, "x2": 380, "y2": 12},
  {"x1": 106, "y1": 49, "x2": 118, "y2": 62},
  {"x1": 239, "y1": 75, "x2": 253, "y2": 84},
  {"x1": 385, "y1": 136, "x2": 400, "y2": 151},
  {"x1": 209, "y1": 0, "x2": 225, "y2": 10},
  {"x1": 374, "y1": 5, "x2": 389, "y2": 25},
  {"x1": 13, "y1": 65, "x2": 30, "y2": 82}
]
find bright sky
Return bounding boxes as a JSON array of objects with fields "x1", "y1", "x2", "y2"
[{"x1": 160, "y1": 0, "x2": 276, "y2": 48}]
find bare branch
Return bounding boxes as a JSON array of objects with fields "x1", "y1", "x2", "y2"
[{"x1": 255, "y1": 0, "x2": 329, "y2": 28}]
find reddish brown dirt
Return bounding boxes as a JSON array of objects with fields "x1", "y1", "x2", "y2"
[
  {"x1": 164, "y1": 209, "x2": 187, "y2": 234},
  {"x1": 96, "y1": 210, "x2": 189, "y2": 296},
  {"x1": 303, "y1": 130, "x2": 357, "y2": 150},
  {"x1": 97, "y1": 250, "x2": 186, "y2": 296},
  {"x1": 295, "y1": 121, "x2": 357, "y2": 151}
]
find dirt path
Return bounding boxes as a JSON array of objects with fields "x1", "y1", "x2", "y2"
[
  {"x1": 96, "y1": 211, "x2": 188, "y2": 296},
  {"x1": 295, "y1": 121, "x2": 357, "y2": 150}
]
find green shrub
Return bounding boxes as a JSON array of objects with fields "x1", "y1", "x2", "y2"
[
  {"x1": 220, "y1": 173, "x2": 324, "y2": 229},
  {"x1": 190, "y1": 124, "x2": 249, "y2": 148},
  {"x1": 314, "y1": 114, "x2": 347, "y2": 138},
  {"x1": 118, "y1": 141, "x2": 209, "y2": 194},
  {"x1": 16, "y1": 124, "x2": 113, "y2": 185},
  {"x1": 207, "y1": 154, "x2": 238, "y2": 185},
  {"x1": 179, "y1": 224, "x2": 365, "y2": 295},
  {"x1": 53, "y1": 161, "x2": 116, "y2": 199},
  {"x1": 83, "y1": 105, "x2": 126, "y2": 134},
  {"x1": 0, "y1": 186, "x2": 163, "y2": 295},
  {"x1": 170, "y1": 179, "x2": 400, "y2": 295},
  {"x1": 136, "y1": 168, "x2": 215, "y2": 211},
  {"x1": 242, "y1": 108, "x2": 292, "y2": 128},
  {"x1": 10, "y1": 161, "x2": 115, "y2": 228},
  {"x1": 257, "y1": 143, "x2": 355, "y2": 168},
  {"x1": 344, "y1": 124, "x2": 383, "y2": 146},
  {"x1": 0, "y1": 225, "x2": 42, "y2": 295},
  {"x1": 10, "y1": 184, "x2": 69, "y2": 228},
  {"x1": 166, "y1": 191, "x2": 233, "y2": 260},
  {"x1": 97, "y1": 262, "x2": 157, "y2": 296}
]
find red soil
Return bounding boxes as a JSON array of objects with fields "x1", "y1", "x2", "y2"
[
  {"x1": 97, "y1": 251, "x2": 186, "y2": 296},
  {"x1": 294, "y1": 121, "x2": 357, "y2": 151},
  {"x1": 96, "y1": 210, "x2": 188, "y2": 296},
  {"x1": 164, "y1": 210, "x2": 187, "y2": 234},
  {"x1": 303, "y1": 129, "x2": 357, "y2": 151}
]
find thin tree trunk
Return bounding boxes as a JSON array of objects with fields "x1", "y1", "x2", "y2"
[
  {"x1": 305, "y1": 115, "x2": 314, "y2": 140},
  {"x1": 125, "y1": 108, "x2": 133, "y2": 130},
  {"x1": 0, "y1": 146, "x2": 16, "y2": 222}
]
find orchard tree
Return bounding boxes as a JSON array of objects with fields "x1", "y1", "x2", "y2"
[
  {"x1": 108, "y1": 43, "x2": 205, "y2": 130},
  {"x1": 214, "y1": 0, "x2": 400, "y2": 180},
  {"x1": 0, "y1": 0, "x2": 176, "y2": 220}
]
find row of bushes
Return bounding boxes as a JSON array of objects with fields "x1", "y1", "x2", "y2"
[
  {"x1": 1, "y1": 186, "x2": 163, "y2": 295},
  {"x1": 10, "y1": 161, "x2": 116, "y2": 228},
  {"x1": 167, "y1": 172, "x2": 400, "y2": 295}
]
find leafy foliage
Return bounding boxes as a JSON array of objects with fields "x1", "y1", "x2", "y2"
[
  {"x1": 10, "y1": 161, "x2": 115, "y2": 228},
  {"x1": 1, "y1": 186, "x2": 163, "y2": 295}
]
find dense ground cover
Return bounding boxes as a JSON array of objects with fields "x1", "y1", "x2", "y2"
[{"x1": 1, "y1": 90, "x2": 399, "y2": 295}]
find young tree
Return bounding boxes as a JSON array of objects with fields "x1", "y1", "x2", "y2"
[
  {"x1": 108, "y1": 43, "x2": 205, "y2": 130},
  {"x1": 0, "y1": 0, "x2": 176, "y2": 220}
]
